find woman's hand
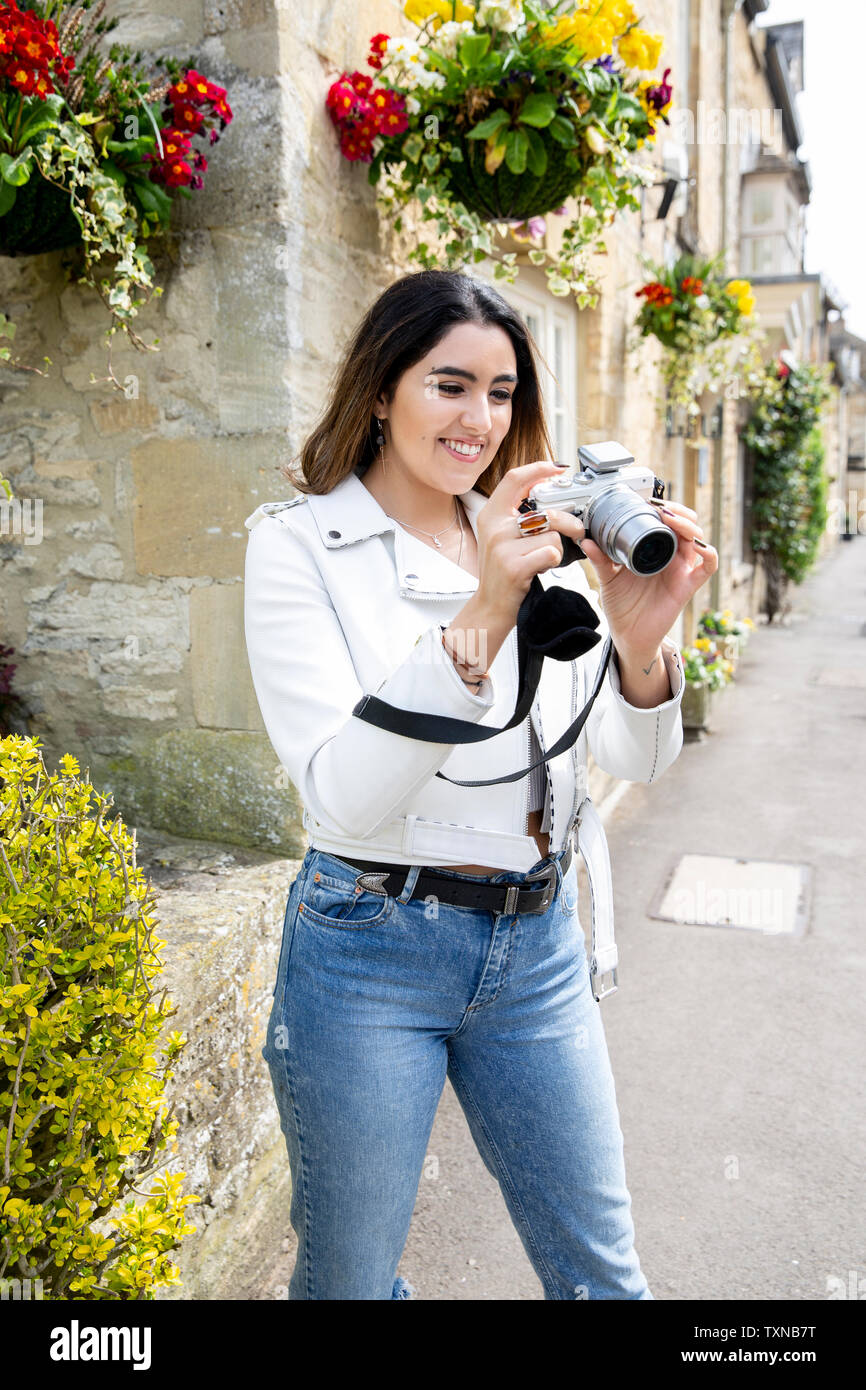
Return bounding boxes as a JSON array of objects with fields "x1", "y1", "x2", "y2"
[
  {"x1": 474, "y1": 460, "x2": 588, "y2": 621},
  {"x1": 577, "y1": 501, "x2": 718, "y2": 663}
]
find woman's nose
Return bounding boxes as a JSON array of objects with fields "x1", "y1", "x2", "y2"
[{"x1": 460, "y1": 393, "x2": 493, "y2": 433}]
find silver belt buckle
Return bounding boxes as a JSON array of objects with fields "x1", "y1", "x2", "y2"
[
  {"x1": 591, "y1": 966, "x2": 619, "y2": 1002},
  {"x1": 515, "y1": 862, "x2": 557, "y2": 916},
  {"x1": 354, "y1": 871, "x2": 389, "y2": 896}
]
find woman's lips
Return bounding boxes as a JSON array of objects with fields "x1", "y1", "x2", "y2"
[{"x1": 439, "y1": 438, "x2": 484, "y2": 461}]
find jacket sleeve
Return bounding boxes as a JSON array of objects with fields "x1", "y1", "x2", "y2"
[
  {"x1": 570, "y1": 559, "x2": 685, "y2": 784},
  {"x1": 243, "y1": 512, "x2": 498, "y2": 839}
]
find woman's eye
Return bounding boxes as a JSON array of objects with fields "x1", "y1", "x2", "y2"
[{"x1": 437, "y1": 383, "x2": 512, "y2": 402}]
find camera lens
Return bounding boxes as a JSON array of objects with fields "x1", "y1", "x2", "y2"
[{"x1": 632, "y1": 529, "x2": 677, "y2": 575}]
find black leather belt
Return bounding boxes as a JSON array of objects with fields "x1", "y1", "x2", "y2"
[{"x1": 333, "y1": 840, "x2": 573, "y2": 916}]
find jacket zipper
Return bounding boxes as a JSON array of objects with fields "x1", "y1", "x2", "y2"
[
  {"x1": 567, "y1": 658, "x2": 581, "y2": 841},
  {"x1": 512, "y1": 628, "x2": 531, "y2": 840}
]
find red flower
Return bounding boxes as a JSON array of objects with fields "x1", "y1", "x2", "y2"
[
  {"x1": 162, "y1": 158, "x2": 194, "y2": 187},
  {"x1": 171, "y1": 100, "x2": 206, "y2": 133},
  {"x1": 368, "y1": 32, "x2": 389, "y2": 70},
  {"x1": 349, "y1": 69, "x2": 374, "y2": 96},
  {"x1": 339, "y1": 128, "x2": 374, "y2": 162},
  {"x1": 0, "y1": 0, "x2": 75, "y2": 98},
  {"x1": 777, "y1": 361, "x2": 790, "y2": 379},
  {"x1": 681, "y1": 276, "x2": 703, "y2": 295},
  {"x1": 636, "y1": 280, "x2": 673, "y2": 307},
  {"x1": 380, "y1": 103, "x2": 408, "y2": 136}
]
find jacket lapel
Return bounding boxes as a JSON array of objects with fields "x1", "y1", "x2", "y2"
[{"x1": 306, "y1": 471, "x2": 488, "y2": 600}]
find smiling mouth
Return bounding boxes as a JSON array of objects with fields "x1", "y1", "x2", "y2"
[{"x1": 439, "y1": 438, "x2": 485, "y2": 458}]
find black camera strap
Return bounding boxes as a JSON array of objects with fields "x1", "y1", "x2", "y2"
[{"x1": 351, "y1": 558, "x2": 614, "y2": 788}]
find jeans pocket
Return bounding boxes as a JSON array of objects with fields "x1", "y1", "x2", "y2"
[
  {"x1": 299, "y1": 868, "x2": 395, "y2": 930},
  {"x1": 272, "y1": 869, "x2": 305, "y2": 996}
]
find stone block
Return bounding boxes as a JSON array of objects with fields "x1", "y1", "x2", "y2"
[
  {"x1": 190, "y1": 583, "x2": 266, "y2": 731},
  {"x1": 131, "y1": 439, "x2": 257, "y2": 579},
  {"x1": 147, "y1": 728, "x2": 305, "y2": 854}
]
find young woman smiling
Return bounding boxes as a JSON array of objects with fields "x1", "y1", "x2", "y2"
[{"x1": 244, "y1": 269, "x2": 717, "y2": 1300}]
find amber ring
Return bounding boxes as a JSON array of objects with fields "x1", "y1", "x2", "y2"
[{"x1": 516, "y1": 508, "x2": 551, "y2": 537}]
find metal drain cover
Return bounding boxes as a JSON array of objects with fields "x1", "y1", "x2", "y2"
[{"x1": 650, "y1": 854, "x2": 810, "y2": 935}]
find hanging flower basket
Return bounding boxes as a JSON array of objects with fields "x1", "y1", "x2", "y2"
[
  {"x1": 0, "y1": 1, "x2": 233, "y2": 386},
  {"x1": 441, "y1": 122, "x2": 585, "y2": 220},
  {"x1": 325, "y1": 1, "x2": 675, "y2": 305},
  {"x1": 630, "y1": 251, "x2": 765, "y2": 413},
  {"x1": 0, "y1": 167, "x2": 82, "y2": 255}
]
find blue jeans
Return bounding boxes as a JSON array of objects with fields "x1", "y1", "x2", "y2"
[{"x1": 261, "y1": 843, "x2": 653, "y2": 1301}]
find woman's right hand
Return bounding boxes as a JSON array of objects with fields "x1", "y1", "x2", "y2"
[{"x1": 474, "y1": 461, "x2": 586, "y2": 621}]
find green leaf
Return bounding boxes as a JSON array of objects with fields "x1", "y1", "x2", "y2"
[
  {"x1": 504, "y1": 126, "x2": 529, "y2": 175},
  {"x1": 422, "y1": 150, "x2": 440, "y2": 173},
  {"x1": 0, "y1": 180, "x2": 16, "y2": 216},
  {"x1": 125, "y1": 176, "x2": 172, "y2": 222},
  {"x1": 516, "y1": 92, "x2": 557, "y2": 128},
  {"x1": 401, "y1": 132, "x2": 425, "y2": 162},
  {"x1": 524, "y1": 126, "x2": 547, "y2": 177},
  {"x1": 0, "y1": 147, "x2": 35, "y2": 187},
  {"x1": 466, "y1": 108, "x2": 511, "y2": 140},
  {"x1": 548, "y1": 115, "x2": 578, "y2": 147},
  {"x1": 458, "y1": 32, "x2": 491, "y2": 67}
]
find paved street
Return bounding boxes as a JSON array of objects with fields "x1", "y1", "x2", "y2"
[{"x1": 399, "y1": 536, "x2": 866, "y2": 1300}]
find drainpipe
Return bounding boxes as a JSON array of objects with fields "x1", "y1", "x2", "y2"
[{"x1": 712, "y1": 0, "x2": 745, "y2": 610}]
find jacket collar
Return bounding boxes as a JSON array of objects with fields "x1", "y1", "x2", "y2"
[{"x1": 306, "y1": 469, "x2": 488, "y2": 598}]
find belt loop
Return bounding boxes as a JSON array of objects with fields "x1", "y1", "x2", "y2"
[{"x1": 396, "y1": 864, "x2": 422, "y2": 904}]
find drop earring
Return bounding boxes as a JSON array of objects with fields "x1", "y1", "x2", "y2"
[{"x1": 375, "y1": 416, "x2": 387, "y2": 476}]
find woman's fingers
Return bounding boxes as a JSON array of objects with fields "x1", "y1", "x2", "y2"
[{"x1": 652, "y1": 498, "x2": 698, "y2": 520}]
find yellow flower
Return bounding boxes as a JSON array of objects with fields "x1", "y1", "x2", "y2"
[
  {"x1": 737, "y1": 293, "x2": 755, "y2": 316},
  {"x1": 404, "y1": 0, "x2": 473, "y2": 28},
  {"x1": 725, "y1": 278, "x2": 750, "y2": 298},
  {"x1": 539, "y1": 14, "x2": 574, "y2": 46},
  {"x1": 598, "y1": 0, "x2": 637, "y2": 36},
  {"x1": 722, "y1": 608, "x2": 733, "y2": 618},
  {"x1": 694, "y1": 637, "x2": 711, "y2": 651},
  {"x1": 572, "y1": 13, "x2": 616, "y2": 58},
  {"x1": 618, "y1": 26, "x2": 663, "y2": 70}
]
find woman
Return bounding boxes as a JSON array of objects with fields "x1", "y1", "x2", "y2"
[{"x1": 243, "y1": 269, "x2": 717, "y2": 1301}]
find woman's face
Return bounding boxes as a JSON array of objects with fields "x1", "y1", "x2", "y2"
[{"x1": 375, "y1": 320, "x2": 518, "y2": 493}]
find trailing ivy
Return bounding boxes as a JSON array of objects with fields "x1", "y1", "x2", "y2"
[{"x1": 742, "y1": 359, "x2": 833, "y2": 621}]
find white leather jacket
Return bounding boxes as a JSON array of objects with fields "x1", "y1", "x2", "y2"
[{"x1": 243, "y1": 468, "x2": 685, "y2": 991}]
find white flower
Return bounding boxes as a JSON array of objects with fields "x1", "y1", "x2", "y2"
[
  {"x1": 695, "y1": 294, "x2": 710, "y2": 310},
  {"x1": 383, "y1": 35, "x2": 445, "y2": 91},
  {"x1": 476, "y1": 0, "x2": 525, "y2": 31},
  {"x1": 405, "y1": 94, "x2": 421, "y2": 115},
  {"x1": 432, "y1": 19, "x2": 475, "y2": 60},
  {"x1": 414, "y1": 65, "x2": 447, "y2": 91}
]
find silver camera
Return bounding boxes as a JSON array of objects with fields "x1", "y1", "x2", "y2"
[{"x1": 522, "y1": 441, "x2": 677, "y2": 576}]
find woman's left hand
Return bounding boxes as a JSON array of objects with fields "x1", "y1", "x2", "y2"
[{"x1": 577, "y1": 501, "x2": 719, "y2": 659}]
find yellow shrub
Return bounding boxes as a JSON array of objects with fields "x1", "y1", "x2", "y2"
[{"x1": 0, "y1": 736, "x2": 199, "y2": 1299}]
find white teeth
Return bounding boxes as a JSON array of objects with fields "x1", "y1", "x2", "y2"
[{"x1": 441, "y1": 438, "x2": 483, "y2": 456}]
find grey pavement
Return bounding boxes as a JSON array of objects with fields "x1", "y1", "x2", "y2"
[{"x1": 398, "y1": 535, "x2": 866, "y2": 1300}]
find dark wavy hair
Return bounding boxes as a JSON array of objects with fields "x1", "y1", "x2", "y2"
[{"x1": 281, "y1": 268, "x2": 556, "y2": 500}]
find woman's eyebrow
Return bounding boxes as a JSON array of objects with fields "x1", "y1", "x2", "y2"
[{"x1": 428, "y1": 365, "x2": 518, "y2": 384}]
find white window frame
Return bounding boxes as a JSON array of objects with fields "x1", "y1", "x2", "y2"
[{"x1": 488, "y1": 273, "x2": 579, "y2": 467}]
